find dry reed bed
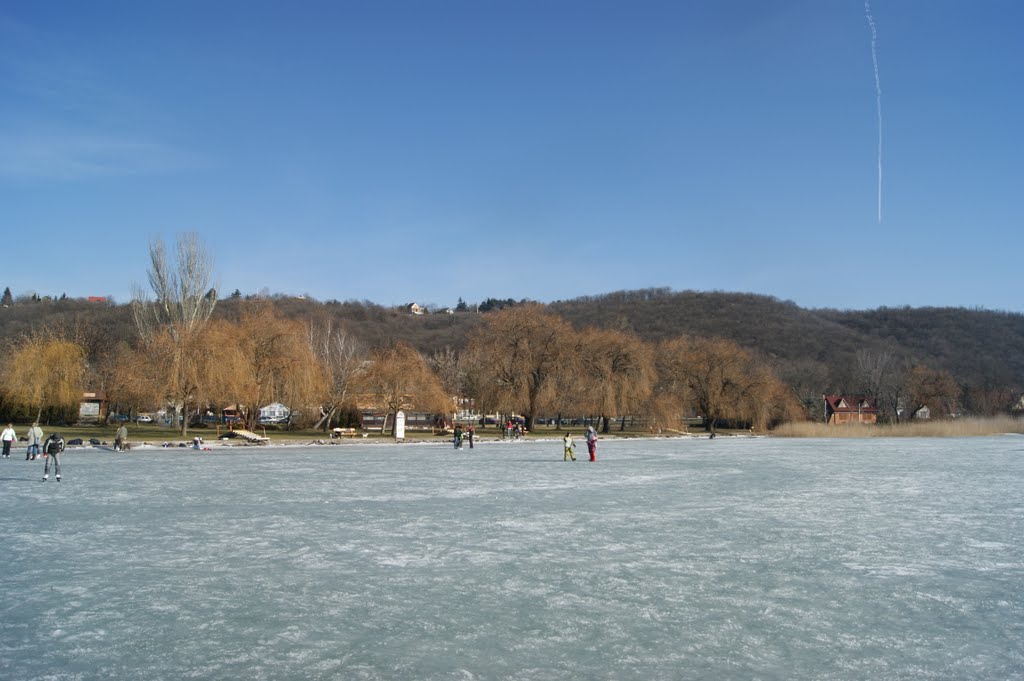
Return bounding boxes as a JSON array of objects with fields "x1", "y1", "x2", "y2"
[{"x1": 772, "y1": 416, "x2": 1024, "y2": 438}]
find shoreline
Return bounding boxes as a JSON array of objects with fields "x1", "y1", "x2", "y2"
[{"x1": 46, "y1": 430, "x2": 747, "y2": 452}]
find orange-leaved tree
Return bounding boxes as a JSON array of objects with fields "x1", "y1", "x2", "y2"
[
  {"x1": 576, "y1": 327, "x2": 655, "y2": 432},
  {"x1": 464, "y1": 304, "x2": 575, "y2": 431},
  {"x1": 657, "y1": 336, "x2": 795, "y2": 433},
  {"x1": 353, "y1": 342, "x2": 448, "y2": 437},
  {"x1": 4, "y1": 331, "x2": 87, "y2": 423},
  {"x1": 217, "y1": 302, "x2": 326, "y2": 430}
]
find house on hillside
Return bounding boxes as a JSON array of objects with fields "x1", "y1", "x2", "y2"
[
  {"x1": 823, "y1": 395, "x2": 879, "y2": 425},
  {"x1": 407, "y1": 303, "x2": 425, "y2": 315}
]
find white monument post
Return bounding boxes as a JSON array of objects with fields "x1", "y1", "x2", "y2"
[{"x1": 395, "y1": 410, "x2": 406, "y2": 442}]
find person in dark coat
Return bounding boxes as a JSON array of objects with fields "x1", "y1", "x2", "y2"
[{"x1": 42, "y1": 432, "x2": 65, "y2": 482}]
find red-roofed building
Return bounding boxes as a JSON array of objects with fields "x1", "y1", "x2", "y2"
[{"x1": 823, "y1": 395, "x2": 879, "y2": 425}]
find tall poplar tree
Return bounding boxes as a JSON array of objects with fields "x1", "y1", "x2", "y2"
[{"x1": 130, "y1": 233, "x2": 218, "y2": 435}]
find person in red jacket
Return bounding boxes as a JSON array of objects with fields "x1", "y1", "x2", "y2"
[{"x1": 585, "y1": 426, "x2": 598, "y2": 462}]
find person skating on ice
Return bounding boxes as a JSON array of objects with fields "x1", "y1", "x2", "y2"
[
  {"x1": 41, "y1": 432, "x2": 64, "y2": 481},
  {"x1": 563, "y1": 432, "x2": 576, "y2": 462}
]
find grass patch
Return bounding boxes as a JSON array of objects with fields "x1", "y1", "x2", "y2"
[{"x1": 772, "y1": 416, "x2": 1024, "y2": 438}]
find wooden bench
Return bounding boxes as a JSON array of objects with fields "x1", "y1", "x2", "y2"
[{"x1": 332, "y1": 427, "x2": 358, "y2": 438}]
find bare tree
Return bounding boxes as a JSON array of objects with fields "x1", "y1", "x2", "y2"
[
  {"x1": 429, "y1": 346, "x2": 462, "y2": 397},
  {"x1": 310, "y1": 319, "x2": 365, "y2": 431},
  {"x1": 429, "y1": 345, "x2": 466, "y2": 423},
  {"x1": 131, "y1": 233, "x2": 217, "y2": 338},
  {"x1": 130, "y1": 233, "x2": 218, "y2": 435},
  {"x1": 905, "y1": 365, "x2": 961, "y2": 419},
  {"x1": 776, "y1": 357, "x2": 831, "y2": 422},
  {"x1": 854, "y1": 347, "x2": 910, "y2": 423}
]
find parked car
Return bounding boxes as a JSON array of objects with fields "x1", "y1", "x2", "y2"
[
  {"x1": 136, "y1": 415, "x2": 153, "y2": 423},
  {"x1": 109, "y1": 414, "x2": 130, "y2": 422}
]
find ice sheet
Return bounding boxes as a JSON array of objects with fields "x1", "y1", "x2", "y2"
[{"x1": 1, "y1": 436, "x2": 1021, "y2": 680}]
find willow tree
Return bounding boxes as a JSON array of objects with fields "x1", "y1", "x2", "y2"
[
  {"x1": 464, "y1": 305, "x2": 575, "y2": 431},
  {"x1": 143, "y1": 323, "x2": 237, "y2": 432},
  {"x1": 657, "y1": 336, "x2": 788, "y2": 433},
  {"x1": 105, "y1": 340, "x2": 160, "y2": 417},
  {"x1": 576, "y1": 327, "x2": 655, "y2": 432},
  {"x1": 740, "y1": 361, "x2": 805, "y2": 431},
  {"x1": 4, "y1": 333, "x2": 87, "y2": 423},
  {"x1": 353, "y1": 342, "x2": 448, "y2": 437},
  {"x1": 215, "y1": 302, "x2": 326, "y2": 430},
  {"x1": 130, "y1": 233, "x2": 218, "y2": 435}
]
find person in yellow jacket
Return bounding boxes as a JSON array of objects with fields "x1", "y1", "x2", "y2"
[{"x1": 563, "y1": 432, "x2": 576, "y2": 462}]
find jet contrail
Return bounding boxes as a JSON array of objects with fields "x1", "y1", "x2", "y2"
[{"x1": 865, "y1": 0, "x2": 882, "y2": 223}]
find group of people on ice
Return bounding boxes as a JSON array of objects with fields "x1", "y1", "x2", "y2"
[
  {"x1": 503, "y1": 420, "x2": 525, "y2": 439},
  {"x1": 563, "y1": 426, "x2": 599, "y2": 462},
  {"x1": 1, "y1": 422, "x2": 66, "y2": 481},
  {"x1": 451, "y1": 421, "x2": 600, "y2": 461},
  {"x1": 452, "y1": 424, "x2": 475, "y2": 449}
]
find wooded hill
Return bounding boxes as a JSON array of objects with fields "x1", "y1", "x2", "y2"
[
  {"x1": 551, "y1": 289, "x2": 1024, "y2": 392},
  {"x1": 2, "y1": 287, "x2": 1022, "y2": 417},
  {"x1": 550, "y1": 290, "x2": 1024, "y2": 416}
]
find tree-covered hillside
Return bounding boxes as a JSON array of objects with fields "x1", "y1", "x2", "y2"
[
  {"x1": 2, "y1": 287, "x2": 1022, "y2": 420},
  {"x1": 550, "y1": 289, "x2": 1024, "y2": 404}
]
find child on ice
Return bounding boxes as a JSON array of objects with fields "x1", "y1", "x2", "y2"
[{"x1": 563, "y1": 432, "x2": 576, "y2": 462}]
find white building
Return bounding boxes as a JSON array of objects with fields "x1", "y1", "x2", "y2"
[{"x1": 258, "y1": 402, "x2": 291, "y2": 424}]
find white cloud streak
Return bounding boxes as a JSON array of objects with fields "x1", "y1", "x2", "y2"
[{"x1": 865, "y1": 0, "x2": 883, "y2": 223}]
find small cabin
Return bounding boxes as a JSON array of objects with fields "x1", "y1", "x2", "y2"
[
  {"x1": 258, "y1": 402, "x2": 291, "y2": 424},
  {"x1": 823, "y1": 395, "x2": 879, "y2": 425}
]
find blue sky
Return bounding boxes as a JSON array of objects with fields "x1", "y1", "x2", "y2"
[{"x1": 1, "y1": 1, "x2": 1021, "y2": 311}]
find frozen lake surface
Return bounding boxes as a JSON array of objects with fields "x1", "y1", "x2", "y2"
[{"x1": 2, "y1": 436, "x2": 1022, "y2": 680}]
